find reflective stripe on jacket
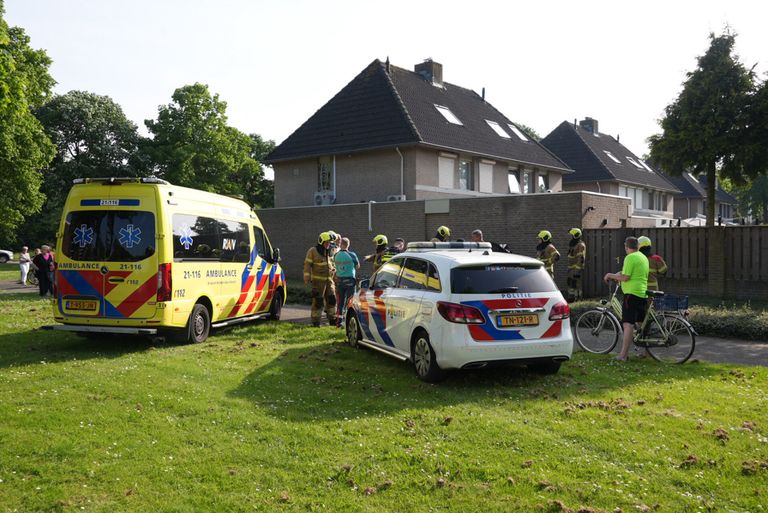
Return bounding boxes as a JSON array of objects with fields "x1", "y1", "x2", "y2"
[
  {"x1": 304, "y1": 246, "x2": 334, "y2": 281},
  {"x1": 567, "y1": 241, "x2": 586, "y2": 270},
  {"x1": 647, "y1": 254, "x2": 668, "y2": 290}
]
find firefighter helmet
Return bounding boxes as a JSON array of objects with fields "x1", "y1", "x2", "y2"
[
  {"x1": 569, "y1": 227, "x2": 582, "y2": 239},
  {"x1": 538, "y1": 230, "x2": 552, "y2": 242},
  {"x1": 373, "y1": 234, "x2": 388, "y2": 246},
  {"x1": 638, "y1": 236, "x2": 652, "y2": 248},
  {"x1": 436, "y1": 226, "x2": 451, "y2": 240},
  {"x1": 327, "y1": 230, "x2": 339, "y2": 241},
  {"x1": 318, "y1": 231, "x2": 333, "y2": 245}
]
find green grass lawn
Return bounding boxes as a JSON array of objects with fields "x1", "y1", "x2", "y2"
[{"x1": 1, "y1": 294, "x2": 767, "y2": 512}]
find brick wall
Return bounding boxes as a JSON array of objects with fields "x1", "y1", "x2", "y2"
[{"x1": 258, "y1": 191, "x2": 632, "y2": 290}]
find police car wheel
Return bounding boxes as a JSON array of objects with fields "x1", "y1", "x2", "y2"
[
  {"x1": 412, "y1": 331, "x2": 446, "y2": 383},
  {"x1": 268, "y1": 290, "x2": 283, "y2": 321},
  {"x1": 346, "y1": 311, "x2": 361, "y2": 348},
  {"x1": 189, "y1": 304, "x2": 211, "y2": 344}
]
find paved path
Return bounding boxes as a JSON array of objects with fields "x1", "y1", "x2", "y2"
[{"x1": 280, "y1": 304, "x2": 768, "y2": 367}]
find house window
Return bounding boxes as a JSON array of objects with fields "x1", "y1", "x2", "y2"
[
  {"x1": 479, "y1": 162, "x2": 493, "y2": 193},
  {"x1": 458, "y1": 160, "x2": 473, "y2": 190},
  {"x1": 520, "y1": 168, "x2": 532, "y2": 194},
  {"x1": 537, "y1": 173, "x2": 549, "y2": 193},
  {"x1": 603, "y1": 151, "x2": 621, "y2": 164},
  {"x1": 438, "y1": 156, "x2": 455, "y2": 188},
  {"x1": 317, "y1": 156, "x2": 333, "y2": 192},
  {"x1": 485, "y1": 120, "x2": 510, "y2": 138},
  {"x1": 507, "y1": 124, "x2": 529, "y2": 142},
  {"x1": 434, "y1": 104, "x2": 463, "y2": 125},
  {"x1": 508, "y1": 170, "x2": 521, "y2": 194},
  {"x1": 626, "y1": 157, "x2": 643, "y2": 169}
]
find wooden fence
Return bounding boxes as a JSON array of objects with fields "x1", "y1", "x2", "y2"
[{"x1": 582, "y1": 226, "x2": 768, "y2": 300}]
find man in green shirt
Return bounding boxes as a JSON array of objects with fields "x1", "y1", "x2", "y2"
[{"x1": 603, "y1": 236, "x2": 649, "y2": 361}]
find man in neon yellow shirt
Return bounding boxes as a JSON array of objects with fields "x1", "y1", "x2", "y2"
[{"x1": 603, "y1": 236, "x2": 649, "y2": 361}]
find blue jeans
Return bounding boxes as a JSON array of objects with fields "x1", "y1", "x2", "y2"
[{"x1": 336, "y1": 277, "x2": 357, "y2": 326}]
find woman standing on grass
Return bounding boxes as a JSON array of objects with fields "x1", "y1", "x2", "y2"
[
  {"x1": 18, "y1": 246, "x2": 31, "y2": 285},
  {"x1": 32, "y1": 245, "x2": 54, "y2": 297}
]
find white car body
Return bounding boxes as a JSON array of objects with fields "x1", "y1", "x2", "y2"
[
  {"x1": 345, "y1": 242, "x2": 573, "y2": 381},
  {"x1": 0, "y1": 250, "x2": 13, "y2": 263}
]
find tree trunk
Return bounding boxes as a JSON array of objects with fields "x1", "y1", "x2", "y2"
[{"x1": 706, "y1": 161, "x2": 716, "y2": 227}]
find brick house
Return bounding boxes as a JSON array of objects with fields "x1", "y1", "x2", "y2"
[
  {"x1": 657, "y1": 171, "x2": 738, "y2": 221},
  {"x1": 541, "y1": 118, "x2": 681, "y2": 221},
  {"x1": 265, "y1": 59, "x2": 573, "y2": 207}
]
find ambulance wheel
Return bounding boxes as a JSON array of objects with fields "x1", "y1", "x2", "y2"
[
  {"x1": 188, "y1": 303, "x2": 211, "y2": 344},
  {"x1": 268, "y1": 290, "x2": 283, "y2": 321},
  {"x1": 412, "y1": 330, "x2": 446, "y2": 383},
  {"x1": 346, "y1": 311, "x2": 361, "y2": 348}
]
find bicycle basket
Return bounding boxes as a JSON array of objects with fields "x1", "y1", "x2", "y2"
[{"x1": 653, "y1": 294, "x2": 689, "y2": 311}]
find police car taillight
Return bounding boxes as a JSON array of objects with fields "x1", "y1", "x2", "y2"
[
  {"x1": 548, "y1": 301, "x2": 570, "y2": 320},
  {"x1": 157, "y1": 263, "x2": 172, "y2": 302},
  {"x1": 437, "y1": 301, "x2": 486, "y2": 324}
]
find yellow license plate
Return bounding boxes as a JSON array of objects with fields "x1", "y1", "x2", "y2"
[
  {"x1": 65, "y1": 300, "x2": 98, "y2": 311},
  {"x1": 497, "y1": 314, "x2": 539, "y2": 327}
]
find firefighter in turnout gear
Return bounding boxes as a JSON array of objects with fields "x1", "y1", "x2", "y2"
[
  {"x1": 304, "y1": 231, "x2": 337, "y2": 326},
  {"x1": 365, "y1": 234, "x2": 389, "y2": 274},
  {"x1": 566, "y1": 228, "x2": 586, "y2": 301},
  {"x1": 638, "y1": 236, "x2": 667, "y2": 291},
  {"x1": 536, "y1": 230, "x2": 560, "y2": 279},
  {"x1": 432, "y1": 225, "x2": 451, "y2": 242}
]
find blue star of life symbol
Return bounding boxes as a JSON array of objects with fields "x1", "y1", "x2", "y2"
[
  {"x1": 179, "y1": 226, "x2": 194, "y2": 250},
  {"x1": 118, "y1": 224, "x2": 142, "y2": 248},
  {"x1": 73, "y1": 224, "x2": 94, "y2": 248}
]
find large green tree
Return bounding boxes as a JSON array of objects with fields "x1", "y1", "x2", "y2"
[
  {"x1": 20, "y1": 91, "x2": 149, "y2": 244},
  {"x1": 144, "y1": 83, "x2": 273, "y2": 208},
  {"x1": 0, "y1": 3, "x2": 55, "y2": 244},
  {"x1": 649, "y1": 32, "x2": 755, "y2": 226}
]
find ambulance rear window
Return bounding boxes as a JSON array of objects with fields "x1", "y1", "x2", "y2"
[
  {"x1": 451, "y1": 264, "x2": 557, "y2": 294},
  {"x1": 62, "y1": 210, "x2": 156, "y2": 262}
]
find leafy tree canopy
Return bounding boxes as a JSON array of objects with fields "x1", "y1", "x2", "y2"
[
  {"x1": 514, "y1": 122, "x2": 541, "y2": 142},
  {"x1": 649, "y1": 31, "x2": 755, "y2": 226},
  {"x1": 19, "y1": 90, "x2": 149, "y2": 245},
  {"x1": 144, "y1": 83, "x2": 273, "y2": 208},
  {"x1": 0, "y1": 4, "x2": 55, "y2": 245}
]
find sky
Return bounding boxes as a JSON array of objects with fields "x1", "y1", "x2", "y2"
[{"x1": 5, "y1": 0, "x2": 768, "y2": 179}]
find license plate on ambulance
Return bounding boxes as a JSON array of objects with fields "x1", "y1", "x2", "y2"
[
  {"x1": 497, "y1": 314, "x2": 539, "y2": 327},
  {"x1": 65, "y1": 299, "x2": 98, "y2": 311}
]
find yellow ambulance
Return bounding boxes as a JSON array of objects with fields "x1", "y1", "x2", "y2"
[{"x1": 49, "y1": 177, "x2": 285, "y2": 343}]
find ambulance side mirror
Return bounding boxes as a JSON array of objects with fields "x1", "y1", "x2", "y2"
[
  {"x1": 272, "y1": 248, "x2": 281, "y2": 263},
  {"x1": 359, "y1": 279, "x2": 370, "y2": 290}
]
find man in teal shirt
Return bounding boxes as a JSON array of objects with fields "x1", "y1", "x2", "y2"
[
  {"x1": 334, "y1": 237, "x2": 360, "y2": 328},
  {"x1": 604, "y1": 236, "x2": 649, "y2": 361}
]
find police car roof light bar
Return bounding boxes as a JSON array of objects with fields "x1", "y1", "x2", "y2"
[{"x1": 406, "y1": 241, "x2": 492, "y2": 252}]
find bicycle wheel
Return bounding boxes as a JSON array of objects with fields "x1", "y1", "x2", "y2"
[
  {"x1": 646, "y1": 313, "x2": 696, "y2": 364},
  {"x1": 574, "y1": 309, "x2": 620, "y2": 354}
]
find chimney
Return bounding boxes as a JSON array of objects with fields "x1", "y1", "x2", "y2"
[
  {"x1": 415, "y1": 58, "x2": 443, "y2": 86},
  {"x1": 579, "y1": 117, "x2": 599, "y2": 134}
]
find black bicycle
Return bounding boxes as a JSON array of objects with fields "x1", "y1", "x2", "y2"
[{"x1": 574, "y1": 282, "x2": 696, "y2": 363}]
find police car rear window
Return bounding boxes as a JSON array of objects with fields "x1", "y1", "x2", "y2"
[
  {"x1": 62, "y1": 210, "x2": 155, "y2": 262},
  {"x1": 451, "y1": 264, "x2": 557, "y2": 294}
]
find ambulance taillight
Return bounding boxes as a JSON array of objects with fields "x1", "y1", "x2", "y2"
[{"x1": 157, "y1": 263, "x2": 172, "y2": 301}]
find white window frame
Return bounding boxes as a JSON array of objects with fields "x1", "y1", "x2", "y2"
[
  {"x1": 603, "y1": 151, "x2": 621, "y2": 164},
  {"x1": 507, "y1": 124, "x2": 529, "y2": 141},
  {"x1": 640, "y1": 160, "x2": 656, "y2": 173},
  {"x1": 508, "y1": 170, "x2": 521, "y2": 194},
  {"x1": 485, "y1": 120, "x2": 510, "y2": 138},
  {"x1": 434, "y1": 104, "x2": 462, "y2": 125},
  {"x1": 626, "y1": 156, "x2": 643, "y2": 169}
]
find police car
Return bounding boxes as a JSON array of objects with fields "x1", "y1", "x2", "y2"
[{"x1": 345, "y1": 242, "x2": 572, "y2": 382}]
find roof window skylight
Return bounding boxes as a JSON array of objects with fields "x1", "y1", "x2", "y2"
[
  {"x1": 434, "y1": 105, "x2": 463, "y2": 125},
  {"x1": 603, "y1": 150, "x2": 621, "y2": 164},
  {"x1": 626, "y1": 156, "x2": 643, "y2": 169},
  {"x1": 486, "y1": 120, "x2": 510, "y2": 138},
  {"x1": 640, "y1": 160, "x2": 656, "y2": 173},
  {"x1": 507, "y1": 124, "x2": 529, "y2": 142}
]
